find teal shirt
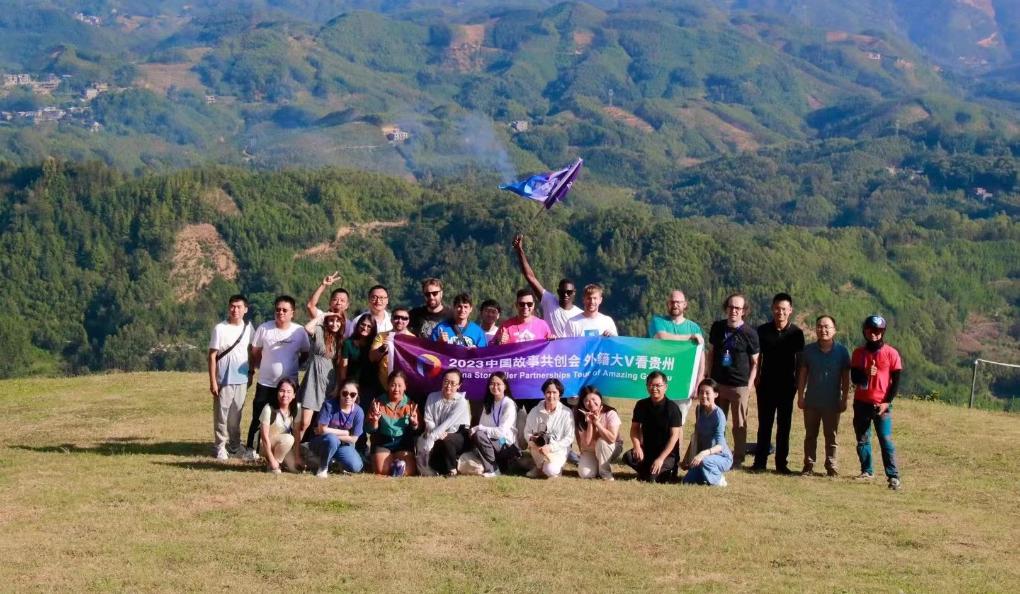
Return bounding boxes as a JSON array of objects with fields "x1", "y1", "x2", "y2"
[{"x1": 648, "y1": 316, "x2": 704, "y2": 340}]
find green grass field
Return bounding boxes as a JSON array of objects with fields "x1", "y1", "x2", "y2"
[{"x1": 1, "y1": 373, "x2": 1018, "y2": 592}]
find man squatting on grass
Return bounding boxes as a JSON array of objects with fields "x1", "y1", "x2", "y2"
[{"x1": 214, "y1": 273, "x2": 902, "y2": 488}]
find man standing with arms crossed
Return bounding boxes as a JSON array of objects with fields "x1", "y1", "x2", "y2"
[
  {"x1": 512, "y1": 234, "x2": 581, "y2": 337},
  {"x1": 751, "y1": 292, "x2": 805, "y2": 474},
  {"x1": 208, "y1": 294, "x2": 252, "y2": 460},
  {"x1": 648, "y1": 289, "x2": 705, "y2": 425},
  {"x1": 246, "y1": 295, "x2": 310, "y2": 458},
  {"x1": 705, "y1": 293, "x2": 759, "y2": 468}
]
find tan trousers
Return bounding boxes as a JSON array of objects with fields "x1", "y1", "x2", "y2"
[
  {"x1": 529, "y1": 444, "x2": 568, "y2": 477},
  {"x1": 213, "y1": 384, "x2": 246, "y2": 454},
  {"x1": 577, "y1": 440, "x2": 621, "y2": 479},
  {"x1": 266, "y1": 434, "x2": 297, "y2": 472},
  {"x1": 803, "y1": 406, "x2": 841, "y2": 472},
  {"x1": 716, "y1": 384, "x2": 750, "y2": 463}
]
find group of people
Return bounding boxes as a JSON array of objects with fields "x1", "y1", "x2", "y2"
[{"x1": 207, "y1": 234, "x2": 902, "y2": 489}]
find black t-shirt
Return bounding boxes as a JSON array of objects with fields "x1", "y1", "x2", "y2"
[
  {"x1": 632, "y1": 396, "x2": 682, "y2": 458},
  {"x1": 708, "y1": 320, "x2": 760, "y2": 387},
  {"x1": 756, "y1": 321, "x2": 805, "y2": 389},
  {"x1": 409, "y1": 305, "x2": 453, "y2": 340}
]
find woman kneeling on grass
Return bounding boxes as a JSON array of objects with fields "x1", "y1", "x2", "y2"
[
  {"x1": 524, "y1": 378, "x2": 575, "y2": 479},
  {"x1": 311, "y1": 380, "x2": 365, "y2": 478},
  {"x1": 260, "y1": 379, "x2": 301, "y2": 474},
  {"x1": 366, "y1": 370, "x2": 419, "y2": 476},
  {"x1": 682, "y1": 379, "x2": 733, "y2": 487},
  {"x1": 575, "y1": 386, "x2": 622, "y2": 480},
  {"x1": 470, "y1": 371, "x2": 518, "y2": 478}
]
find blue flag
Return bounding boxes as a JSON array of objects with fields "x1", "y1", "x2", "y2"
[{"x1": 500, "y1": 158, "x2": 583, "y2": 209}]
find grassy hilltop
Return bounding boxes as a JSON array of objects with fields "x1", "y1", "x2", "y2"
[{"x1": 1, "y1": 372, "x2": 1018, "y2": 592}]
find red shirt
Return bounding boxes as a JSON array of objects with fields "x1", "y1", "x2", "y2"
[{"x1": 851, "y1": 344, "x2": 902, "y2": 405}]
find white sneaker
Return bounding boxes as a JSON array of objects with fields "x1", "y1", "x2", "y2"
[
  {"x1": 215, "y1": 448, "x2": 229, "y2": 461},
  {"x1": 482, "y1": 470, "x2": 501, "y2": 478},
  {"x1": 716, "y1": 475, "x2": 728, "y2": 487},
  {"x1": 316, "y1": 469, "x2": 329, "y2": 479},
  {"x1": 270, "y1": 467, "x2": 282, "y2": 475},
  {"x1": 242, "y1": 448, "x2": 261, "y2": 461}
]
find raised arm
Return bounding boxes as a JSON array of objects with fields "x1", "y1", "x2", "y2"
[
  {"x1": 306, "y1": 271, "x2": 340, "y2": 319},
  {"x1": 512, "y1": 234, "x2": 547, "y2": 297}
]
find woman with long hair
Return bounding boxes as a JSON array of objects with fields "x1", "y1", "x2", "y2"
[
  {"x1": 259, "y1": 378, "x2": 301, "y2": 474},
  {"x1": 470, "y1": 372, "x2": 518, "y2": 478},
  {"x1": 295, "y1": 312, "x2": 345, "y2": 468},
  {"x1": 340, "y1": 315, "x2": 378, "y2": 390},
  {"x1": 574, "y1": 385, "x2": 622, "y2": 480}
]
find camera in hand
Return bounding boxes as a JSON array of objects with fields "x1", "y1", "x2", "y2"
[{"x1": 533, "y1": 431, "x2": 548, "y2": 447}]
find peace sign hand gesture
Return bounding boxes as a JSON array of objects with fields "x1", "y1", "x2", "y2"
[{"x1": 322, "y1": 271, "x2": 341, "y2": 287}]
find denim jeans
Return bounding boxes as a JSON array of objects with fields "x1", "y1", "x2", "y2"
[
  {"x1": 313, "y1": 433, "x2": 364, "y2": 473},
  {"x1": 853, "y1": 401, "x2": 898, "y2": 479}
]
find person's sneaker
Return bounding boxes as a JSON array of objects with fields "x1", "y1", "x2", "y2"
[
  {"x1": 444, "y1": 469, "x2": 458, "y2": 479},
  {"x1": 566, "y1": 450, "x2": 580, "y2": 465},
  {"x1": 854, "y1": 472, "x2": 874, "y2": 481},
  {"x1": 270, "y1": 467, "x2": 282, "y2": 475},
  {"x1": 215, "y1": 448, "x2": 229, "y2": 461},
  {"x1": 482, "y1": 470, "x2": 501, "y2": 478},
  {"x1": 826, "y1": 468, "x2": 839, "y2": 478},
  {"x1": 747, "y1": 464, "x2": 766, "y2": 473},
  {"x1": 315, "y1": 468, "x2": 329, "y2": 479},
  {"x1": 526, "y1": 467, "x2": 543, "y2": 478},
  {"x1": 716, "y1": 475, "x2": 728, "y2": 487},
  {"x1": 888, "y1": 477, "x2": 902, "y2": 491},
  {"x1": 776, "y1": 466, "x2": 794, "y2": 475},
  {"x1": 242, "y1": 447, "x2": 261, "y2": 462},
  {"x1": 800, "y1": 466, "x2": 814, "y2": 476},
  {"x1": 599, "y1": 473, "x2": 615, "y2": 481}
]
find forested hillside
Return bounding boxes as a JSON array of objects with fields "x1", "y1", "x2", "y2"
[{"x1": 1, "y1": 160, "x2": 1017, "y2": 406}]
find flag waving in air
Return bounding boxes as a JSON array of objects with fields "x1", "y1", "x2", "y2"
[{"x1": 499, "y1": 158, "x2": 583, "y2": 209}]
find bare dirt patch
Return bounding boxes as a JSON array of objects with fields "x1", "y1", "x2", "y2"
[
  {"x1": 961, "y1": 0, "x2": 996, "y2": 19},
  {"x1": 677, "y1": 106, "x2": 759, "y2": 152},
  {"x1": 825, "y1": 31, "x2": 880, "y2": 46},
  {"x1": 136, "y1": 57, "x2": 207, "y2": 95},
  {"x1": 201, "y1": 188, "x2": 240, "y2": 216},
  {"x1": 807, "y1": 95, "x2": 824, "y2": 109},
  {"x1": 295, "y1": 220, "x2": 408, "y2": 260},
  {"x1": 170, "y1": 224, "x2": 238, "y2": 303},
  {"x1": 573, "y1": 30, "x2": 594, "y2": 51},
  {"x1": 898, "y1": 104, "x2": 932, "y2": 126},
  {"x1": 977, "y1": 31, "x2": 1000, "y2": 48},
  {"x1": 602, "y1": 106, "x2": 654, "y2": 133},
  {"x1": 446, "y1": 24, "x2": 488, "y2": 73}
]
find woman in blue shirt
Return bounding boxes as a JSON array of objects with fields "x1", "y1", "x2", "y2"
[{"x1": 682, "y1": 378, "x2": 733, "y2": 487}]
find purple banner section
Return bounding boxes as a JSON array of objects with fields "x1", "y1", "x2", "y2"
[{"x1": 393, "y1": 334, "x2": 701, "y2": 401}]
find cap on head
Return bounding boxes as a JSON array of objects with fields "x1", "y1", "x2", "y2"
[{"x1": 862, "y1": 315, "x2": 887, "y2": 331}]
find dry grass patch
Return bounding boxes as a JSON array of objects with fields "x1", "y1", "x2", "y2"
[{"x1": 1, "y1": 373, "x2": 1019, "y2": 592}]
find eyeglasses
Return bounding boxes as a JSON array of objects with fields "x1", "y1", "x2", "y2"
[
  {"x1": 441, "y1": 380, "x2": 459, "y2": 386},
  {"x1": 726, "y1": 305, "x2": 744, "y2": 311},
  {"x1": 393, "y1": 315, "x2": 409, "y2": 321},
  {"x1": 517, "y1": 302, "x2": 535, "y2": 308},
  {"x1": 340, "y1": 391, "x2": 358, "y2": 397},
  {"x1": 275, "y1": 308, "x2": 291, "y2": 313},
  {"x1": 369, "y1": 295, "x2": 388, "y2": 302},
  {"x1": 557, "y1": 289, "x2": 575, "y2": 295},
  {"x1": 426, "y1": 290, "x2": 441, "y2": 297},
  {"x1": 648, "y1": 383, "x2": 666, "y2": 390}
]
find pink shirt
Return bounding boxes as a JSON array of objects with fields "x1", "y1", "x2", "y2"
[
  {"x1": 578, "y1": 409, "x2": 622, "y2": 453},
  {"x1": 496, "y1": 316, "x2": 552, "y2": 343},
  {"x1": 851, "y1": 344, "x2": 902, "y2": 405}
]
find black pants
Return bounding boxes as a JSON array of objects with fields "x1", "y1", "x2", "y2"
[
  {"x1": 429, "y1": 429, "x2": 471, "y2": 475},
  {"x1": 623, "y1": 449, "x2": 678, "y2": 483},
  {"x1": 246, "y1": 383, "x2": 276, "y2": 450},
  {"x1": 754, "y1": 385, "x2": 795, "y2": 469}
]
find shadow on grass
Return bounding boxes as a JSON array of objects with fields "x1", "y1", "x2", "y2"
[
  {"x1": 154, "y1": 461, "x2": 266, "y2": 473},
  {"x1": 11, "y1": 440, "x2": 210, "y2": 457}
]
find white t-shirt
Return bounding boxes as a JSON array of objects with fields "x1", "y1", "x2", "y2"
[
  {"x1": 352, "y1": 310, "x2": 393, "y2": 334},
  {"x1": 541, "y1": 290, "x2": 583, "y2": 338},
  {"x1": 252, "y1": 321, "x2": 310, "y2": 388},
  {"x1": 259, "y1": 403, "x2": 300, "y2": 434},
  {"x1": 567, "y1": 312, "x2": 619, "y2": 337},
  {"x1": 208, "y1": 321, "x2": 251, "y2": 385}
]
